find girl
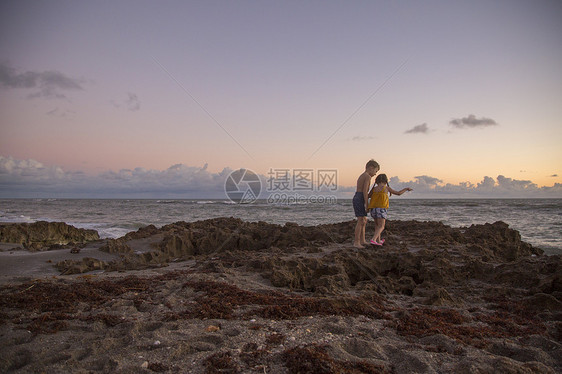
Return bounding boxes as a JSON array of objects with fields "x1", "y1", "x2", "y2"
[{"x1": 367, "y1": 174, "x2": 412, "y2": 246}]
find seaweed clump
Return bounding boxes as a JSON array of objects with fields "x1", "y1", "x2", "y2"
[
  {"x1": 0, "y1": 275, "x2": 156, "y2": 334},
  {"x1": 165, "y1": 280, "x2": 390, "y2": 321},
  {"x1": 283, "y1": 344, "x2": 389, "y2": 374},
  {"x1": 204, "y1": 351, "x2": 240, "y2": 374},
  {"x1": 393, "y1": 306, "x2": 547, "y2": 347}
]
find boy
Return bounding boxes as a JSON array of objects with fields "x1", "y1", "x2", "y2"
[{"x1": 353, "y1": 159, "x2": 379, "y2": 248}]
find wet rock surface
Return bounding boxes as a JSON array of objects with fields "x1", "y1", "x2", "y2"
[{"x1": 0, "y1": 218, "x2": 560, "y2": 373}]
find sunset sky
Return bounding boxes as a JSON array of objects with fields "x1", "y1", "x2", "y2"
[{"x1": 1, "y1": 1, "x2": 561, "y2": 198}]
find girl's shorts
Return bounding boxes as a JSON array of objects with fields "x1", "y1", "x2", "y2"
[{"x1": 370, "y1": 208, "x2": 388, "y2": 219}]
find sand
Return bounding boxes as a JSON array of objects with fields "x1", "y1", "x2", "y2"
[{"x1": 0, "y1": 219, "x2": 560, "y2": 373}]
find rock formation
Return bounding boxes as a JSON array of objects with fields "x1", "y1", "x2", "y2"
[
  {"x1": 1, "y1": 218, "x2": 560, "y2": 373},
  {"x1": 0, "y1": 221, "x2": 100, "y2": 251}
]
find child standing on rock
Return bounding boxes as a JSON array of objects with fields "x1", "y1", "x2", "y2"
[
  {"x1": 368, "y1": 174, "x2": 412, "y2": 246},
  {"x1": 353, "y1": 159, "x2": 380, "y2": 248}
]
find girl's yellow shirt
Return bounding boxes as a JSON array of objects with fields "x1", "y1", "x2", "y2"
[{"x1": 368, "y1": 187, "x2": 389, "y2": 209}]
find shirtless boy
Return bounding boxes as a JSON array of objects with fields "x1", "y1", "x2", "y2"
[{"x1": 352, "y1": 159, "x2": 380, "y2": 248}]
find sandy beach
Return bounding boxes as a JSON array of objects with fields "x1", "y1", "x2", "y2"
[{"x1": 0, "y1": 219, "x2": 560, "y2": 373}]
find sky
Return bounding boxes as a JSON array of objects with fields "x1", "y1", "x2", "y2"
[{"x1": 1, "y1": 0, "x2": 561, "y2": 198}]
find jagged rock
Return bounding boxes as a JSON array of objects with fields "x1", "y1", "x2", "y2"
[
  {"x1": 67, "y1": 218, "x2": 557, "y2": 297},
  {"x1": 522, "y1": 293, "x2": 562, "y2": 312},
  {"x1": 99, "y1": 239, "x2": 133, "y2": 254},
  {"x1": 122, "y1": 224, "x2": 160, "y2": 240},
  {"x1": 159, "y1": 232, "x2": 196, "y2": 257},
  {"x1": 0, "y1": 221, "x2": 99, "y2": 251},
  {"x1": 464, "y1": 221, "x2": 543, "y2": 260},
  {"x1": 56, "y1": 257, "x2": 106, "y2": 275}
]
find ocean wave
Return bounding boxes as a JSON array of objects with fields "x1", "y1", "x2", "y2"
[
  {"x1": 98, "y1": 227, "x2": 135, "y2": 239},
  {"x1": 0, "y1": 214, "x2": 34, "y2": 223},
  {"x1": 156, "y1": 200, "x2": 179, "y2": 204}
]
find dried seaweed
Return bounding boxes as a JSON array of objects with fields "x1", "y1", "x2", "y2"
[
  {"x1": 393, "y1": 308, "x2": 487, "y2": 346},
  {"x1": 0, "y1": 274, "x2": 389, "y2": 337},
  {"x1": 204, "y1": 351, "x2": 240, "y2": 374},
  {"x1": 265, "y1": 332, "x2": 286, "y2": 346},
  {"x1": 283, "y1": 344, "x2": 389, "y2": 374},
  {"x1": 173, "y1": 280, "x2": 390, "y2": 320},
  {"x1": 147, "y1": 362, "x2": 169, "y2": 372},
  {"x1": 0, "y1": 275, "x2": 157, "y2": 334},
  {"x1": 240, "y1": 342, "x2": 269, "y2": 370},
  {"x1": 0, "y1": 276, "x2": 153, "y2": 314},
  {"x1": 26, "y1": 312, "x2": 69, "y2": 335},
  {"x1": 393, "y1": 306, "x2": 547, "y2": 347}
]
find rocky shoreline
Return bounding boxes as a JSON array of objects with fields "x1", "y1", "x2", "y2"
[
  {"x1": 0, "y1": 221, "x2": 99, "y2": 251},
  {"x1": 0, "y1": 219, "x2": 560, "y2": 373}
]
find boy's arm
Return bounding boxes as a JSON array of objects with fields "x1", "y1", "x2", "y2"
[{"x1": 362, "y1": 176, "x2": 370, "y2": 208}]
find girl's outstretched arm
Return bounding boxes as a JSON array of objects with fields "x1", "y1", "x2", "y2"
[{"x1": 387, "y1": 187, "x2": 413, "y2": 196}]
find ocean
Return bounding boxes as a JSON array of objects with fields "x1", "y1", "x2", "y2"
[{"x1": 0, "y1": 198, "x2": 560, "y2": 255}]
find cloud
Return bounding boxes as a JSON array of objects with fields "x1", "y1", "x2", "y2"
[
  {"x1": 0, "y1": 155, "x2": 231, "y2": 198},
  {"x1": 111, "y1": 92, "x2": 141, "y2": 111},
  {"x1": 388, "y1": 174, "x2": 560, "y2": 197},
  {"x1": 350, "y1": 136, "x2": 376, "y2": 141},
  {"x1": 477, "y1": 176, "x2": 496, "y2": 190},
  {"x1": 46, "y1": 107, "x2": 76, "y2": 118},
  {"x1": 496, "y1": 175, "x2": 537, "y2": 191},
  {"x1": 0, "y1": 156, "x2": 70, "y2": 193},
  {"x1": 0, "y1": 63, "x2": 83, "y2": 100},
  {"x1": 126, "y1": 93, "x2": 140, "y2": 111},
  {"x1": 1, "y1": 156, "x2": 561, "y2": 198},
  {"x1": 413, "y1": 175, "x2": 443, "y2": 186},
  {"x1": 405, "y1": 123, "x2": 429, "y2": 134},
  {"x1": 449, "y1": 114, "x2": 498, "y2": 129}
]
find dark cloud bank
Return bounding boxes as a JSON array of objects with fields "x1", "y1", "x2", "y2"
[
  {"x1": 1, "y1": 156, "x2": 560, "y2": 199},
  {"x1": 405, "y1": 114, "x2": 498, "y2": 134},
  {"x1": 405, "y1": 123, "x2": 429, "y2": 134},
  {"x1": 0, "y1": 63, "x2": 83, "y2": 100},
  {"x1": 450, "y1": 114, "x2": 498, "y2": 129},
  {"x1": 403, "y1": 113, "x2": 499, "y2": 135}
]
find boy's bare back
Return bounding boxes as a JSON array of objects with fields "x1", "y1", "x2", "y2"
[{"x1": 356, "y1": 172, "x2": 370, "y2": 192}]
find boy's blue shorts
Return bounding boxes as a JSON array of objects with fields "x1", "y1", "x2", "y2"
[{"x1": 352, "y1": 192, "x2": 367, "y2": 217}]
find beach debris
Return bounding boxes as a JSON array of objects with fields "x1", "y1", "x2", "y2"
[
  {"x1": 204, "y1": 351, "x2": 240, "y2": 373},
  {"x1": 283, "y1": 344, "x2": 389, "y2": 374},
  {"x1": 206, "y1": 325, "x2": 221, "y2": 332}
]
